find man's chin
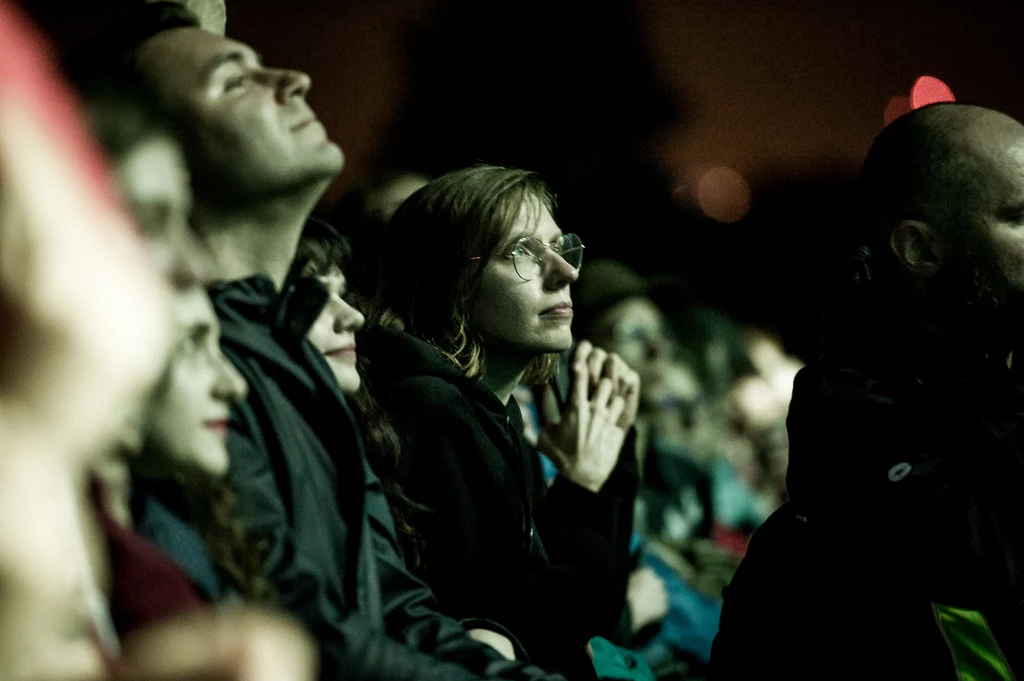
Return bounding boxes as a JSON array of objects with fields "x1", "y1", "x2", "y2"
[{"x1": 310, "y1": 143, "x2": 345, "y2": 179}]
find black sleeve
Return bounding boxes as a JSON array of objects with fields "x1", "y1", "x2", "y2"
[
  {"x1": 534, "y1": 429, "x2": 639, "y2": 636},
  {"x1": 381, "y1": 378, "x2": 596, "y2": 677},
  {"x1": 365, "y1": 487, "x2": 564, "y2": 679},
  {"x1": 229, "y1": 400, "x2": 566, "y2": 681}
]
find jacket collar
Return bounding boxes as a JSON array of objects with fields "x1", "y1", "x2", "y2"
[
  {"x1": 208, "y1": 274, "x2": 327, "y2": 394},
  {"x1": 361, "y1": 324, "x2": 512, "y2": 418}
]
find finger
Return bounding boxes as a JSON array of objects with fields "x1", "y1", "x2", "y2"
[
  {"x1": 609, "y1": 354, "x2": 630, "y2": 394},
  {"x1": 625, "y1": 367, "x2": 641, "y2": 393},
  {"x1": 571, "y1": 353, "x2": 589, "y2": 410},
  {"x1": 607, "y1": 393, "x2": 626, "y2": 427},
  {"x1": 573, "y1": 339, "x2": 593, "y2": 367},
  {"x1": 602, "y1": 353, "x2": 621, "y2": 384},
  {"x1": 587, "y1": 348, "x2": 608, "y2": 391},
  {"x1": 592, "y1": 376, "x2": 615, "y2": 411}
]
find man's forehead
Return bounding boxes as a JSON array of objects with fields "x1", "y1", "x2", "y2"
[
  {"x1": 138, "y1": 27, "x2": 256, "y2": 84},
  {"x1": 966, "y1": 117, "x2": 1024, "y2": 200}
]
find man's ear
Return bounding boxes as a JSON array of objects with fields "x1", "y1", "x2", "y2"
[{"x1": 890, "y1": 220, "x2": 946, "y2": 278}]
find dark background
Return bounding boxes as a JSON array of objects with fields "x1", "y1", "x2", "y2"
[{"x1": 27, "y1": 0, "x2": 1024, "y2": 359}]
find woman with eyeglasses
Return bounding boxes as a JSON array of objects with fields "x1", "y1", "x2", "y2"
[{"x1": 362, "y1": 165, "x2": 641, "y2": 679}]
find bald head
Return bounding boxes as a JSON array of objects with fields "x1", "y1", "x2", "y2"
[
  {"x1": 859, "y1": 104, "x2": 1024, "y2": 253},
  {"x1": 853, "y1": 103, "x2": 1024, "y2": 345}
]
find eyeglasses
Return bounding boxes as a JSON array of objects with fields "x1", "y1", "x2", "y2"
[{"x1": 503, "y1": 233, "x2": 585, "y2": 282}]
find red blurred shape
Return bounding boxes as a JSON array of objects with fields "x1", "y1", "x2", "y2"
[
  {"x1": 697, "y1": 166, "x2": 751, "y2": 223},
  {"x1": 910, "y1": 76, "x2": 955, "y2": 109},
  {"x1": 884, "y1": 95, "x2": 912, "y2": 126}
]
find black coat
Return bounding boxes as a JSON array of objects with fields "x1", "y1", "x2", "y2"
[
  {"x1": 710, "y1": 333, "x2": 1024, "y2": 680},
  {"x1": 363, "y1": 326, "x2": 638, "y2": 679},
  {"x1": 208, "y1": 275, "x2": 567, "y2": 681}
]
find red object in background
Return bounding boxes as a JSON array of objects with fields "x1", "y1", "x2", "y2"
[
  {"x1": 696, "y1": 166, "x2": 751, "y2": 224},
  {"x1": 883, "y1": 95, "x2": 912, "y2": 126},
  {"x1": 712, "y1": 523, "x2": 749, "y2": 557},
  {"x1": 910, "y1": 75, "x2": 956, "y2": 109},
  {"x1": 0, "y1": 0, "x2": 121, "y2": 213}
]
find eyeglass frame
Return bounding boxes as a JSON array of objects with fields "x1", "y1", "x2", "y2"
[{"x1": 470, "y1": 233, "x2": 585, "y2": 282}]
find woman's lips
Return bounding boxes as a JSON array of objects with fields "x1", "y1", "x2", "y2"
[
  {"x1": 328, "y1": 347, "x2": 358, "y2": 361},
  {"x1": 540, "y1": 303, "x2": 574, "y2": 318},
  {"x1": 204, "y1": 420, "x2": 229, "y2": 436}
]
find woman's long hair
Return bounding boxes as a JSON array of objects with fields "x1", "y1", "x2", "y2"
[
  {"x1": 294, "y1": 221, "x2": 427, "y2": 567},
  {"x1": 369, "y1": 165, "x2": 561, "y2": 386},
  {"x1": 182, "y1": 475, "x2": 274, "y2": 601}
]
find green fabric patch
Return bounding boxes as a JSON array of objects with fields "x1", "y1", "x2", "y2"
[
  {"x1": 933, "y1": 604, "x2": 1016, "y2": 680},
  {"x1": 589, "y1": 636, "x2": 655, "y2": 681}
]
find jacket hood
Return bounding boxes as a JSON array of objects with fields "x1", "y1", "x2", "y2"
[
  {"x1": 362, "y1": 325, "x2": 471, "y2": 385},
  {"x1": 361, "y1": 324, "x2": 513, "y2": 421},
  {"x1": 209, "y1": 274, "x2": 331, "y2": 394}
]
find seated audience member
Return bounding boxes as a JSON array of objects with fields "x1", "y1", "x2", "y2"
[
  {"x1": 292, "y1": 220, "x2": 426, "y2": 571},
  {"x1": 364, "y1": 165, "x2": 643, "y2": 679},
  {"x1": 77, "y1": 5, "x2": 568, "y2": 680},
  {"x1": 710, "y1": 104, "x2": 1024, "y2": 679},
  {"x1": 130, "y1": 283, "x2": 261, "y2": 603}
]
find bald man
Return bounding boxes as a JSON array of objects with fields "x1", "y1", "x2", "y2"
[{"x1": 709, "y1": 104, "x2": 1024, "y2": 680}]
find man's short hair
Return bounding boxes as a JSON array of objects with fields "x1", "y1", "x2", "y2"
[{"x1": 64, "y1": 2, "x2": 200, "y2": 80}]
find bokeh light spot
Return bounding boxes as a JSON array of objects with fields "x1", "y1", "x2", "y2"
[
  {"x1": 910, "y1": 75, "x2": 955, "y2": 109},
  {"x1": 883, "y1": 95, "x2": 912, "y2": 126},
  {"x1": 697, "y1": 166, "x2": 751, "y2": 223}
]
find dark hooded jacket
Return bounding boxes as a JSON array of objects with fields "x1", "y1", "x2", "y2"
[
  {"x1": 362, "y1": 325, "x2": 638, "y2": 680},
  {"x1": 710, "y1": 325, "x2": 1024, "y2": 679},
  {"x1": 205, "y1": 274, "x2": 566, "y2": 681}
]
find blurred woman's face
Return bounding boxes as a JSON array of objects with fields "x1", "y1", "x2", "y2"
[
  {"x1": 307, "y1": 266, "x2": 365, "y2": 394},
  {"x1": 470, "y1": 200, "x2": 578, "y2": 358},
  {"x1": 588, "y1": 297, "x2": 672, "y2": 401},
  {"x1": 116, "y1": 134, "x2": 210, "y2": 289},
  {"x1": 140, "y1": 287, "x2": 247, "y2": 479}
]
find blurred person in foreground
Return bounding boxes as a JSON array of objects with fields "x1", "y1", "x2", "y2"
[
  {"x1": 75, "y1": 68, "x2": 273, "y2": 617},
  {"x1": 0, "y1": 4, "x2": 315, "y2": 679},
  {"x1": 710, "y1": 103, "x2": 1024, "y2": 679},
  {"x1": 70, "y1": 59, "x2": 318, "y2": 681},
  {"x1": 0, "y1": 2, "x2": 171, "y2": 677},
  {"x1": 76, "y1": 5, "x2": 569, "y2": 680}
]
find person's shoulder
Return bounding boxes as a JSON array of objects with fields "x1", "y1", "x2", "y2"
[{"x1": 387, "y1": 374, "x2": 473, "y2": 416}]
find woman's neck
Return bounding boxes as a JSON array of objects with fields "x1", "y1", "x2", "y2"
[{"x1": 479, "y1": 350, "x2": 531, "y2": 406}]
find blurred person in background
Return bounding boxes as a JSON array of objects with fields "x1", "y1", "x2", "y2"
[
  {"x1": 574, "y1": 261, "x2": 728, "y2": 677},
  {"x1": 327, "y1": 169, "x2": 430, "y2": 299},
  {"x1": 75, "y1": 5, "x2": 571, "y2": 681},
  {"x1": 711, "y1": 103, "x2": 1024, "y2": 679},
  {"x1": 365, "y1": 166, "x2": 645, "y2": 680}
]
